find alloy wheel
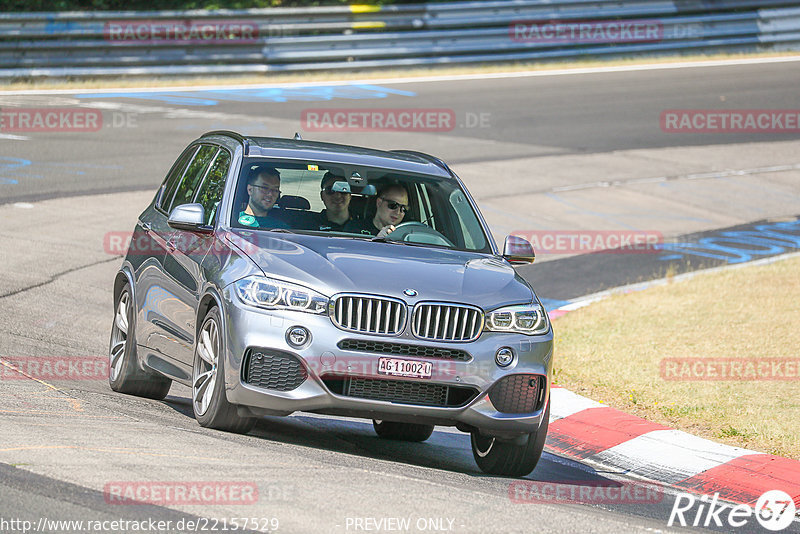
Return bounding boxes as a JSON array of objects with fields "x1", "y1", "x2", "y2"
[
  {"x1": 109, "y1": 291, "x2": 130, "y2": 382},
  {"x1": 193, "y1": 316, "x2": 219, "y2": 417}
]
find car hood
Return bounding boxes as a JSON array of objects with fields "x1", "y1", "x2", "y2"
[{"x1": 226, "y1": 229, "x2": 535, "y2": 309}]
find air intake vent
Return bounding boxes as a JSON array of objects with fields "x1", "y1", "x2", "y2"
[
  {"x1": 488, "y1": 374, "x2": 545, "y2": 414},
  {"x1": 412, "y1": 302, "x2": 483, "y2": 342},
  {"x1": 330, "y1": 294, "x2": 407, "y2": 335},
  {"x1": 242, "y1": 349, "x2": 307, "y2": 391}
]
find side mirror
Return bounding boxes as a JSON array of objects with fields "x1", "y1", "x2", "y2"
[
  {"x1": 168, "y1": 203, "x2": 212, "y2": 233},
  {"x1": 503, "y1": 235, "x2": 535, "y2": 265}
]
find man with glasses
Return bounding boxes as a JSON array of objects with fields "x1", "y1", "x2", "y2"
[
  {"x1": 238, "y1": 168, "x2": 289, "y2": 229},
  {"x1": 344, "y1": 183, "x2": 409, "y2": 237},
  {"x1": 314, "y1": 171, "x2": 358, "y2": 232}
]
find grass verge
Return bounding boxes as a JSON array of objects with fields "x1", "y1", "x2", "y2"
[{"x1": 551, "y1": 255, "x2": 800, "y2": 459}]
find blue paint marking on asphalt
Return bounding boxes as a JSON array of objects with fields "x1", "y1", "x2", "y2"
[
  {"x1": 0, "y1": 158, "x2": 119, "y2": 185},
  {"x1": 74, "y1": 84, "x2": 417, "y2": 106},
  {"x1": 658, "y1": 219, "x2": 800, "y2": 264},
  {"x1": 0, "y1": 157, "x2": 32, "y2": 184}
]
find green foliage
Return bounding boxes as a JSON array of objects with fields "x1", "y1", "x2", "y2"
[{"x1": 716, "y1": 425, "x2": 755, "y2": 440}]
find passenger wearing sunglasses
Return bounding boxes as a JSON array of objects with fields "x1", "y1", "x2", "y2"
[
  {"x1": 315, "y1": 171, "x2": 358, "y2": 232},
  {"x1": 344, "y1": 183, "x2": 409, "y2": 238},
  {"x1": 238, "y1": 168, "x2": 289, "y2": 229}
]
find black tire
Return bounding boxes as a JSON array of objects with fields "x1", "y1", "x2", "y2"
[
  {"x1": 373, "y1": 420, "x2": 434, "y2": 442},
  {"x1": 471, "y1": 396, "x2": 550, "y2": 477},
  {"x1": 192, "y1": 307, "x2": 256, "y2": 434},
  {"x1": 109, "y1": 284, "x2": 172, "y2": 400}
]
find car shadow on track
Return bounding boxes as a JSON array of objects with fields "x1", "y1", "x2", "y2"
[
  {"x1": 161, "y1": 393, "x2": 617, "y2": 483},
  {"x1": 156, "y1": 396, "x2": 776, "y2": 533}
]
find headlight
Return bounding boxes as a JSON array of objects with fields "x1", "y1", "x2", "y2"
[
  {"x1": 485, "y1": 304, "x2": 549, "y2": 335},
  {"x1": 234, "y1": 276, "x2": 328, "y2": 315}
]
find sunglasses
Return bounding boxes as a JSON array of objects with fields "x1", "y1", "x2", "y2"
[{"x1": 380, "y1": 198, "x2": 409, "y2": 213}]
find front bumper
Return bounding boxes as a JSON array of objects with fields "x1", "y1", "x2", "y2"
[{"x1": 221, "y1": 288, "x2": 554, "y2": 436}]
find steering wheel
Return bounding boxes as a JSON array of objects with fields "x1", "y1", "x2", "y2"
[{"x1": 386, "y1": 222, "x2": 454, "y2": 247}]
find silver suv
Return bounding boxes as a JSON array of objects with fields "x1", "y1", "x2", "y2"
[{"x1": 110, "y1": 131, "x2": 553, "y2": 476}]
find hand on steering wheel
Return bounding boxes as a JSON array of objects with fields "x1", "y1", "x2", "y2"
[
  {"x1": 375, "y1": 225, "x2": 396, "y2": 239},
  {"x1": 384, "y1": 221, "x2": 454, "y2": 247}
]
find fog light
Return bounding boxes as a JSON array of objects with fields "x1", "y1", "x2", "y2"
[
  {"x1": 495, "y1": 347, "x2": 514, "y2": 367},
  {"x1": 286, "y1": 326, "x2": 310, "y2": 348}
]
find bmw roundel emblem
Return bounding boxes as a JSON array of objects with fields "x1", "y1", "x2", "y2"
[{"x1": 403, "y1": 288, "x2": 418, "y2": 297}]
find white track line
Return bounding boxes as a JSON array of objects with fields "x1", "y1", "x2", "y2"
[
  {"x1": 2, "y1": 55, "x2": 800, "y2": 96},
  {"x1": 554, "y1": 251, "x2": 800, "y2": 315},
  {"x1": 592, "y1": 429, "x2": 760, "y2": 484},
  {"x1": 549, "y1": 387, "x2": 605, "y2": 421}
]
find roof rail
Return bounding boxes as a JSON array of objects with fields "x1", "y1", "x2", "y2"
[
  {"x1": 390, "y1": 150, "x2": 451, "y2": 174},
  {"x1": 201, "y1": 130, "x2": 251, "y2": 155}
]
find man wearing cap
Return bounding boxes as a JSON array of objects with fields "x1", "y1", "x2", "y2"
[{"x1": 314, "y1": 171, "x2": 358, "y2": 232}]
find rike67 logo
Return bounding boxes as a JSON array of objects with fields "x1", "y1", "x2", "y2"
[{"x1": 669, "y1": 490, "x2": 797, "y2": 531}]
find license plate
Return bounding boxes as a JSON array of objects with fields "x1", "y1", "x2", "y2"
[{"x1": 378, "y1": 357, "x2": 432, "y2": 379}]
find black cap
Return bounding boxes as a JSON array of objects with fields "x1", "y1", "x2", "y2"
[{"x1": 321, "y1": 170, "x2": 345, "y2": 189}]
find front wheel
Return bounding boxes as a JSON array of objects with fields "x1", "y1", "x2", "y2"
[
  {"x1": 471, "y1": 397, "x2": 550, "y2": 477},
  {"x1": 373, "y1": 420, "x2": 434, "y2": 442},
  {"x1": 192, "y1": 307, "x2": 256, "y2": 434},
  {"x1": 109, "y1": 284, "x2": 171, "y2": 400}
]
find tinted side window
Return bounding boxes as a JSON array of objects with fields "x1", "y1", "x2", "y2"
[
  {"x1": 194, "y1": 149, "x2": 231, "y2": 225},
  {"x1": 159, "y1": 145, "x2": 197, "y2": 211},
  {"x1": 167, "y1": 145, "x2": 218, "y2": 214}
]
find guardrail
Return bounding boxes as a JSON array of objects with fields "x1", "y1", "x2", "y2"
[{"x1": 1, "y1": 0, "x2": 799, "y2": 79}]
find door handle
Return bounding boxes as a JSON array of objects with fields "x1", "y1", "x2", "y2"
[
  {"x1": 141, "y1": 222, "x2": 152, "y2": 234},
  {"x1": 166, "y1": 238, "x2": 177, "y2": 251}
]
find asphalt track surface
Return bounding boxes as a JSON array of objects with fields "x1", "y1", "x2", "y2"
[
  {"x1": 2, "y1": 60, "x2": 800, "y2": 534},
  {"x1": 2, "y1": 60, "x2": 800, "y2": 203}
]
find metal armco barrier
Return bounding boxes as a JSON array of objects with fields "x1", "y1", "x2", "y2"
[{"x1": 0, "y1": 0, "x2": 799, "y2": 79}]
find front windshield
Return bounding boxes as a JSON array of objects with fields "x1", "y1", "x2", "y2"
[{"x1": 230, "y1": 158, "x2": 491, "y2": 253}]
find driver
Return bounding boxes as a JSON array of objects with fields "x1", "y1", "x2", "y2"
[{"x1": 344, "y1": 183, "x2": 408, "y2": 238}]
